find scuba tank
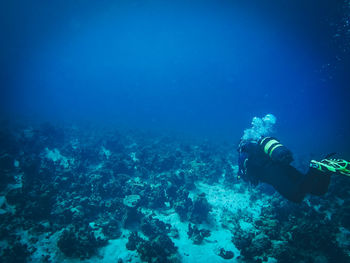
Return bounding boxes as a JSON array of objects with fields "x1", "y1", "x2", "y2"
[{"x1": 259, "y1": 137, "x2": 294, "y2": 164}]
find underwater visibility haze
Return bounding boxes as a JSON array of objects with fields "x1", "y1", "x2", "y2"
[
  {"x1": 1, "y1": 0, "x2": 350, "y2": 262},
  {"x1": 2, "y1": 0, "x2": 350, "y2": 153}
]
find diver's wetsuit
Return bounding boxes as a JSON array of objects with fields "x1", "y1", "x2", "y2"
[{"x1": 238, "y1": 141, "x2": 331, "y2": 203}]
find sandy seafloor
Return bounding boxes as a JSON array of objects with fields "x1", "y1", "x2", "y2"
[
  {"x1": 20, "y1": 182, "x2": 278, "y2": 263},
  {"x1": 28, "y1": 183, "x2": 246, "y2": 263},
  {"x1": 30, "y1": 182, "x2": 260, "y2": 263},
  {"x1": 0, "y1": 121, "x2": 349, "y2": 263}
]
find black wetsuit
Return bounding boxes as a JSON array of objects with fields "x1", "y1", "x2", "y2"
[{"x1": 238, "y1": 141, "x2": 331, "y2": 203}]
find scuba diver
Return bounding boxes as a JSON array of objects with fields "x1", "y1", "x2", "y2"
[{"x1": 238, "y1": 114, "x2": 350, "y2": 203}]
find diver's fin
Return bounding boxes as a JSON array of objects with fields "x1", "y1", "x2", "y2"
[
  {"x1": 311, "y1": 159, "x2": 350, "y2": 177},
  {"x1": 310, "y1": 160, "x2": 337, "y2": 173}
]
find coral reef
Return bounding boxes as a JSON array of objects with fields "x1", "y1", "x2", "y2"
[
  {"x1": 126, "y1": 229, "x2": 178, "y2": 263},
  {"x1": 187, "y1": 223, "x2": 211, "y2": 244},
  {"x1": 57, "y1": 224, "x2": 108, "y2": 259},
  {"x1": 218, "y1": 248, "x2": 234, "y2": 260},
  {"x1": 0, "y1": 120, "x2": 349, "y2": 262}
]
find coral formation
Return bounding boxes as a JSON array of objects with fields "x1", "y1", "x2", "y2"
[
  {"x1": 0, "y1": 120, "x2": 349, "y2": 262},
  {"x1": 57, "y1": 225, "x2": 107, "y2": 259},
  {"x1": 187, "y1": 223, "x2": 211, "y2": 244}
]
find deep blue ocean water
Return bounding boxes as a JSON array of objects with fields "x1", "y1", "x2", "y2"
[
  {"x1": 1, "y1": 1, "x2": 350, "y2": 262},
  {"x1": 2, "y1": 0, "x2": 349, "y2": 156}
]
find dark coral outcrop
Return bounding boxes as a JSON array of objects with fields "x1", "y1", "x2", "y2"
[{"x1": 57, "y1": 224, "x2": 107, "y2": 259}]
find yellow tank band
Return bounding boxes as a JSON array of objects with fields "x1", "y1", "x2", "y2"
[
  {"x1": 260, "y1": 137, "x2": 270, "y2": 145},
  {"x1": 264, "y1": 139, "x2": 279, "y2": 154},
  {"x1": 269, "y1": 144, "x2": 283, "y2": 157}
]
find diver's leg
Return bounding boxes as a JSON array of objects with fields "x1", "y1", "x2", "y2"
[
  {"x1": 302, "y1": 167, "x2": 331, "y2": 196},
  {"x1": 304, "y1": 158, "x2": 350, "y2": 195},
  {"x1": 261, "y1": 163, "x2": 306, "y2": 203}
]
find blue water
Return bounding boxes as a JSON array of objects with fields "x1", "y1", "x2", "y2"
[
  {"x1": 2, "y1": 0, "x2": 350, "y2": 154},
  {"x1": 1, "y1": 1, "x2": 350, "y2": 262}
]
